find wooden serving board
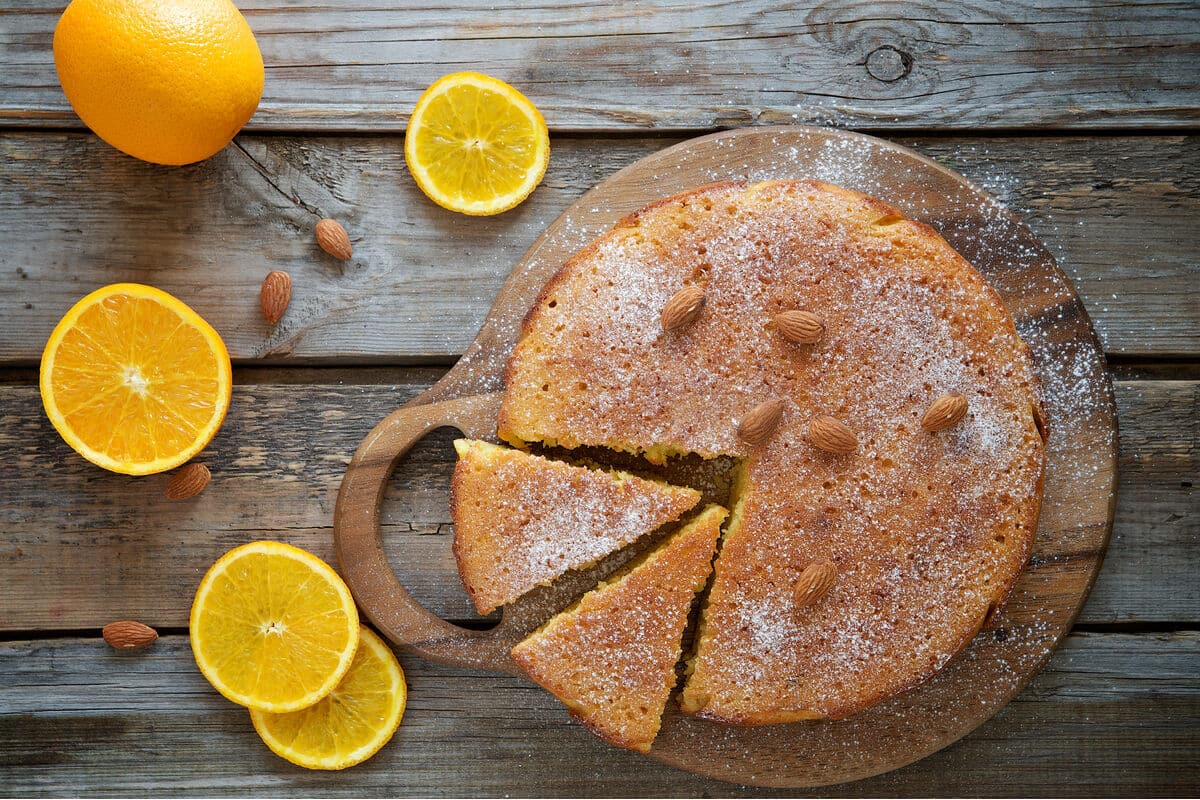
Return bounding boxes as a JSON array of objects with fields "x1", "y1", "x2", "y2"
[{"x1": 334, "y1": 126, "x2": 1118, "y2": 788}]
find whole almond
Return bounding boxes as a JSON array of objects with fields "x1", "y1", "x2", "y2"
[
  {"x1": 315, "y1": 218, "x2": 353, "y2": 261},
  {"x1": 922, "y1": 391, "x2": 969, "y2": 432},
  {"x1": 738, "y1": 399, "x2": 784, "y2": 446},
  {"x1": 102, "y1": 620, "x2": 158, "y2": 651},
  {"x1": 260, "y1": 270, "x2": 292, "y2": 325},
  {"x1": 165, "y1": 463, "x2": 211, "y2": 500},
  {"x1": 773, "y1": 310, "x2": 824, "y2": 344},
  {"x1": 661, "y1": 285, "x2": 706, "y2": 331},
  {"x1": 808, "y1": 415, "x2": 857, "y2": 455},
  {"x1": 793, "y1": 560, "x2": 837, "y2": 609}
]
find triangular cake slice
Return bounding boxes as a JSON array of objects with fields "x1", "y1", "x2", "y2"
[
  {"x1": 450, "y1": 439, "x2": 701, "y2": 615},
  {"x1": 510, "y1": 504, "x2": 727, "y2": 752}
]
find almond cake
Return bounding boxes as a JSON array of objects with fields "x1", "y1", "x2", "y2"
[{"x1": 496, "y1": 180, "x2": 1046, "y2": 724}]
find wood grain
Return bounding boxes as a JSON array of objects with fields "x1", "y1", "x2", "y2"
[
  {"x1": 0, "y1": 631, "x2": 1196, "y2": 796},
  {"x1": 0, "y1": 378, "x2": 1192, "y2": 632},
  {"x1": 0, "y1": 0, "x2": 1194, "y2": 791},
  {"x1": 3, "y1": 1, "x2": 1197, "y2": 132},
  {"x1": 0, "y1": 133, "x2": 1195, "y2": 363}
]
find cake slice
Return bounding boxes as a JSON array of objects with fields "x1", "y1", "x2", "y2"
[
  {"x1": 510, "y1": 504, "x2": 727, "y2": 752},
  {"x1": 450, "y1": 439, "x2": 701, "y2": 615}
]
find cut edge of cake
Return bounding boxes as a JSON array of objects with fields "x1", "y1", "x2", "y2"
[
  {"x1": 498, "y1": 430, "x2": 707, "y2": 467},
  {"x1": 678, "y1": 463, "x2": 828, "y2": 723},
  {"x1": 511, "y1": 504, "x2": 728, "y2": 752},
  {"x1": 450, "y1": 439, "x2": 702, "y2": 614}
]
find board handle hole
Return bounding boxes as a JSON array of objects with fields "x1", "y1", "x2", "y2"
[{"x1": 379, "y1": 424, "x2": 502, "y2": 630}]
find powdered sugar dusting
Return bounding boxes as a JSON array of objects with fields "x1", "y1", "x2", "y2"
[
  {"x1": 519, "y1": 490, "x2": 665, "y2": 579},
  {"x1": 499, "y1": 176, "x2": 1063, "y2": 722},
  {"x1": 511, "y1": 508, "x2": 723, "y2": 751},
  {"x1": 451, "y1": 441, "x2": 699, "y2": 613}
]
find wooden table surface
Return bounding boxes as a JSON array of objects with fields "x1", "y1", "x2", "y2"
[{"x1": 1, "y1": 2, "x2": 1197, "y2": 796}]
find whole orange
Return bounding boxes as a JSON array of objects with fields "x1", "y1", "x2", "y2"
[{"x1": 53, "y1": 0, "x2": 264, "y2": 166}]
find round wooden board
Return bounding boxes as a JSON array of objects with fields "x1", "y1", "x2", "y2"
[{"x1": 334, "y1": 126, "x2": 1118, "y2": 788}]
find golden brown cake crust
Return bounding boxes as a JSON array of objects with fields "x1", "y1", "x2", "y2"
[
  {"x1": 498, "y1": 180, "x2": 1045, "y2": 723},
  {"x1": 450, "y1": 439, "x2": 700, "y2": 615},
  {"x1": 511, "y1": 505, "x2": 727, "y2": 752}
]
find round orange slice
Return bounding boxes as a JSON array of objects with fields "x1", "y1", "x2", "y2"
[
  {"x1": 405, "y1": 71, "x2": 550, "y2": 216},
  {"x1": 250, "y1": 626, "x2": 407, "y2": 770},
  {"x1": 190, "y1": 541, "x2": 361, "y2": 713},
  {"x1": 39, "y1": 283, "x2": 232, "y2": 475}
]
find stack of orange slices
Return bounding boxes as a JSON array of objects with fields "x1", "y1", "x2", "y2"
[{"x1": 190, "y1": 541, "x2": 407, "y2": 770}]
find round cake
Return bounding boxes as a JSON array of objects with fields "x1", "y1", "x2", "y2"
[{"x1": 498, "y1": 179, "x2": 1046, "y2": 724}]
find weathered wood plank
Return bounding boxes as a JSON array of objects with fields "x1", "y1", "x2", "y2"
[
  {"x1": 0, "y1": 376, "x2": 1193, "y2": 631},
  {"x1": 0, "y1": 631, "x2": 1196, "y2": 796},
  {"x1": 1, "y1": 133, "x2": 1196, "y2": 363},
  {"x1": 3, "y1": 1, "x2": 1197, "y2": 132},
  {"x1": 1089, "y1": 381, "x2": 1199, "y2": 624}
]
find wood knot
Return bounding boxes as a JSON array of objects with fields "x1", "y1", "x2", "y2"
[{"x1": 864, "y1": 45, "x2": 913, "y2": 82}]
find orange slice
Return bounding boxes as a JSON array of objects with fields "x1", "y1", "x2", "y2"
[
  {"x1": 189, "y1": 541, "x2": 360, "y2": 713},
  {"x1": 405, "y1": 71, "x2": 550, "y2": 216},
  {"x1": 250, "y1": 626, "x2": 407, "y2": 770},
  {"x1": 39, "y1": 283, "x2": 232, "y2": 475}
]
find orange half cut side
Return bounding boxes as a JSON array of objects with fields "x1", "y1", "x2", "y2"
[{"x1": 40, "y1": 283, "x2": 232, "y2": 475}]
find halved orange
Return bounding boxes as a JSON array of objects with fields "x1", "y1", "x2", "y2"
[
  {"x1": 190, "y1": 541, "x2": 360, "y2": 713},
  {"x1": 405, "y1": 71, "x2": 550, "y2": 216},
  {"x1": 250, "y1": 626, "x2": 407, "y2": 770},
  {"x1": 40, "y1": 283, "x2": 232, "y2": 475}
]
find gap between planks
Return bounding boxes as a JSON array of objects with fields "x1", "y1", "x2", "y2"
[{"x1": 4, "y1": 362, "x2": 1200, "y2": 387}]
